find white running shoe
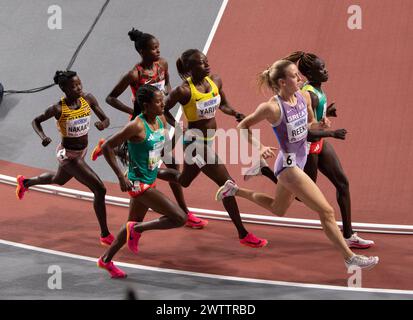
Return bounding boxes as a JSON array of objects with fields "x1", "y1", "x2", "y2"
[
  {"x1": 243, "y1": 158, "x2": 269, "y2": 181},
  {"x1": 215, "y1": 180, "x2": 239, "y2": 201},
  {"x1": 345, "y1": 233, "x2": 375, "y2": 249},
  {"x1": 345, "y1": 254, "x2": 379, "y2": 270}
]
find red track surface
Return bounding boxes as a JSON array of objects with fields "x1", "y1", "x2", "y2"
[
  {"x1": 1, "y1": 0, "x2": 413, "y2": 291},
  {"x1": 1, "y1": 160, "x2": 413, "y2": 290}
]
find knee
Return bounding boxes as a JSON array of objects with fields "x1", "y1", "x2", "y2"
[
  {"x1": 320, "y1": 206, "x2": 335, "y2": 222},
  {"x1": 178, "y1": 177, "x2": 191, "y2": 188},
  {"x1": 94, "y1": 183, "x2": 106, "y2": 196}
]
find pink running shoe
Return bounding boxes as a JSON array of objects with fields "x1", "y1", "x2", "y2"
[
  {"x1": 126, "y1": 221, "x2": 141, "y2": 254},
  {"x1": 185, "y1": 212, "x2": 208, "y2": 229},
  {"x1": 97, "y1": 257, "x2": 127, "y2": 278},
  {"x1": 16, "y1": 175, "x2": 28, "y2": 200},
  {"x1": 91, "y1": 138, "x2": 105, "y2": 161},
  {"x1": 100, "y1": 233, "x2": 115, "y2": 247},
  {"x1": 240, "y1": 233, "x2": 268, "y2": 248}
]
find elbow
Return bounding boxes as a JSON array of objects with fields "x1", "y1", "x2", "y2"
[{"x1": 105, "y1": 95, "x2": 113, "y2": 105}]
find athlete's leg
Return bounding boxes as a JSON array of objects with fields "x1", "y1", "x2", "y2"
[
  {"x1": 101, "y1": 202, "x2": 149, "y2": 263},
  {"x1": 317, "y1": 141, "x2": 353, "y2": 238},
  {"x1": 132, "y1": 188, "x2": 187, "y2": 232},
  {"x1": 163, "y1": 159, "x2": 190, "y2": 214},
  {"x1": 63, "y1": 158, "x2": 110, "y2": 237},
  {"x1": 303, "y1": 153, "x2": 319, "y2": 182},
  {"x1": 235, "y1": 181, "x2": 295, "y2": 217},
  {"x1": 278, "y1": 168, "x2": 353, "y2": 259},
  {"x1": 23, "y1": 165, "x2": 73, "y2": 188}
]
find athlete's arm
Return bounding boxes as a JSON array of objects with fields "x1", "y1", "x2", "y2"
[
  {"x1": 237, "y1": 100, "x2": 279, "y2": 159},
  {"x1": 160, "y1": 58, "x2": 171, "y2": 96},
  {"x1": 163, "y1": 85, "x2": 189, "y2": 127},
  {"x1": 302, "y1": 91, "x2": 342, "y2": 140},
  {"x1": 212, "y1": 75, "x2": 245, "y2": 122},
  {"x1": 102, "y1": 120, "x2": 144, "y2": 191},
  {"x1": 86, "y1": 93, "x2": 110, "y2": 131},
  {"x1": 106, "y1": 70, "x2": 136, "y2": 115},
  {"x1": 32, "y1": 103, "x2": 61, "y2": 147}
]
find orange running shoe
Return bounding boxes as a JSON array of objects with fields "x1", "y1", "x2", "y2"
[
  {"x1": 16, "y1": 175, "x2": 28, "y2": 200},
  {"x1": 240, "y1": 232, "x2": 268, "y2": 248},
  {"x1": 185, "y1": 212, "x2": 208, "y2": 229},
  {"x1": 97, "y1": 257, "x2": 127, "y2": 278},
  {"x1": 91, "y1": 138, "x2": 105, "y2": 161},
  {"x1": 100, "y1": 233, "x2": 115, "y2": 247}
]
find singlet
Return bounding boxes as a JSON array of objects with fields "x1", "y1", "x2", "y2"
[
  {"x1": 130, "y1": 61, "x2": 166, "y2": 102},
  {"x1": 56, "y1": 96, "x2": 91, "y2": 138},
  {"x1": 127, "y1": 114, "x2": 165, "y2": 184},
  {"x1": 272, "y1": 92, "x2": 308, "y2": 158},
  {"x1": 182, "y1": 76, "x2": 221, "y2": 122},
  {"x1": 301, "y1": 83, "x2": 327, "y2": 121}
]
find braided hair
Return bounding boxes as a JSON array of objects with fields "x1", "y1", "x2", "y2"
[
  {"x1": 128, "y1": 28, "x2": 155, "y2": 54},
  {"x1": 176, "y1": 49, "x2": 201, "y2": 80},
  {"x1": 132, "y1": 84, "x2": 160, "y2": 119},
  {"x1": 283, "y1": 51, "x2": 319, "y2": 79}
]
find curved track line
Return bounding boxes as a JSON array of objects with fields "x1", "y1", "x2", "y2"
[
  {"x1": 1, "y1": 239, "x2": 412, "y2": 296},
  {"x1": 2, "y1": 173, "x2": 412, "y2": 234}
]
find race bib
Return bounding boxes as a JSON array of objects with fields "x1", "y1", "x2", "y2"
[
  {"x1": 148, "y1": 141, "x2": 164, "y2": 170},
  {"x1": 286, "y1": 117, "x2": 307, "y2": 143},
  {"x1": 283, "y1": 153, "x2": 296, "y2": 168},
  {"x1": 196, "y1": 95, "x2": 221, "y2": 119},
  {"x1": 151, "y1": 80, "x2": 166, "y2": 92},
  {"x1": 66, "y1": 116, "x2": 91, "y2": 137}
]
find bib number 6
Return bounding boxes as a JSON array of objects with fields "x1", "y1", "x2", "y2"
[{"x1": 283, "y1": 153, "x2": 296, "y2": 168}]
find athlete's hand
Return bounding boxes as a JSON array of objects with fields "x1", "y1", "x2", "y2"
[
  {"x1": 118, "y1": 175, "x2": 132, "y2": 192},
  {"x1": 320, "y1": 117, "x2": 331, "y2": 129},
  {"x1": 326, "y1": 103, "x2": 337, "y2": 117},
  {"x1": 332, "y1": 129, "x2": 347, "y2": 140},
  {"x1": 94, "y1": 121, "x2": 106, "y2": 131},
  {"x1": 41, "y1": 137, "x2": 52, "y2": 147},
  {"x1": 260, "y1": 146, "x2": 277, "y2": 159},
  {"x1": 235, "y1": 112, "x2": 246, "y2": 122}
]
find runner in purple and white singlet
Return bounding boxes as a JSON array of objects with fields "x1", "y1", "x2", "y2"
[{"x1": 215, "y1": 59, "x2": 379, "y2": 271}]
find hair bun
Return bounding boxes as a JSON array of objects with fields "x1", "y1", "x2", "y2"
[
  {"x1": 53, "y1": 70, "x2": 64, "y2": 84},
  {"x1": 128, "y1": 28, "x2": 143, "y2": 42}
]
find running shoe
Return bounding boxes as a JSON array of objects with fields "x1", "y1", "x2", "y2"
[
  {"x1": 185, "y1": 212, "x2": 208, "y2": 229},
  {"x1": 100, "y1": 233, "x2": 115, "y2": 247},
  {"x1": 240, "y1": 232, "x2": 268, "y2": 248},
  {"x1": 97, "y1": 257, "x2": 127, "y2": 278},
  {"x1": 126, "y1": 221, "x2": 141, "y2": 254},
  {"x1": 16, "y1": 175, "x2": 28, "y2": 200},
  {"x1": 91, "y1": 138, "x2": 105, "y2": 161},
  {"x1": 345, "y1": 233, "x2": 375, "y2": 249},
  {"x1": 345, "y1": 254, "x2": 379, "y2": 270},
  {"x1": 215, "y1": 180, "x2": 239, "y2": 201},
  {"x1": 243, "y1": 158, "x2": 268, "y2": 181}
]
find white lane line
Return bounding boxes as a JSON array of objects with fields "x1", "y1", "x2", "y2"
[
  {"x1": 202, "y1": 0, "x2": 228, "y2": 54},
  {"x1": 2, "y1": 173, "x2": 412, "y2": 234},
  {"x1": 1, "y1": 238, "x2": 412, "y2": 296}
]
